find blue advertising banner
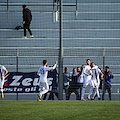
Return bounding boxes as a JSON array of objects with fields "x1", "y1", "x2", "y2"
[{"x1": 3, "y1": 72, "x2": 57, "y2": 93}]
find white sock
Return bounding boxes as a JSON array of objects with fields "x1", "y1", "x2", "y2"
[
  {"x1": 88, "y1": 87, "x2": 93, "y2": 98},
  {"x1": 92, "y1": 88, "x2": 96, "y2": 99},
  {"x1": 40, "y1": 89, "x2": 48, "y2": 97},
  {"x1": 0, "y1": 89, "x2": 3, "y2": 93},
  {"x1": 81, "y1": 87, "x2": 85, "y2": 99},
  {"x1": 95, "y1": 87, "x2": 100, "y2": 98}
]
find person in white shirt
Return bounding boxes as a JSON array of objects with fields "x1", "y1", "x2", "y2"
[
  {"x1": 37, "y1": 60, "x2": 57, "y2": 101},
  {"x1": 0, "y1": 65, "x2": 8, "y2": 99},
  {"x1": 81, "y1": 59, "x2": 93, "y2": 101},
  {"x1": 87, "y1": 62, "x2": 103, "y2": 100}
]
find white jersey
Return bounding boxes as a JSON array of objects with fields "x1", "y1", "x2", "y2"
[
  {"x1": 37, "y1": 64, "x2": 57, "y2": 82},
  {"x1": 91, "y1": 66, "x2": 101, "y2": 81},
  {"x1": 91, "y1": 66, "x2": 101, "y2": 87},
  {"x1": 83, "y1": 65, "x2": 92, "y2": 81},
  {"x1": 77, "y1": 73, "x2": 84, "y2": 83},
  {"x1": 0, "y1": 65, "x2": 6, "y2": 80}
]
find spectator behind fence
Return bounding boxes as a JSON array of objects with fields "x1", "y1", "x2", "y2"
[
  {"x1": 102, "y1": 66, "x2": 114, "y2": 101},
  {"x1": 67, "y1": 68, "x2": 80, "y2": 100},
  {"x1": 22, "y1": 4, "x2": 34, "y2": 38},
  {"x1": 63, "y1": 67, "x2": 71, "y2": 100},
  {"x1": 77, "y1": 65, "x2": 84, "y2": 100},
  {"x1": 77, "y1": 67, "x2": 81, "y2": 73}
]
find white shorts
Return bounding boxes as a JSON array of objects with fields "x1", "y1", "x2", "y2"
[
  {"x1": 83, "y1": 79, "x2": 91, "y2": 87},
  {"x1": 0, "y1": 78, "x2": 4, "y2": 88},
  {"x1": 90, "y1": 80, "x2": 98, "y2": 87},
  {"x1": 39, "y1": 82, "x2": 49, "y2": 90}
]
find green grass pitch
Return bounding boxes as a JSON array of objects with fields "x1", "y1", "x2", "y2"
[{"x1": 0, "y1": 100, "x2": 120, "y2": 120}]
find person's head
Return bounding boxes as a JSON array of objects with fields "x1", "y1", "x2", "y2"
[
  {"x1": 81, "y1": 65, "x2": 84, "y2": 68},
  {"x1": 22, "y1": 4, "x2": 26, "y2": 9},
  {"x1": 105, "y1": 66, "x2": 109, "y2": 72},
  {"x1": 73, "y1": 68, "x2": 77, "y2": 74},
  {"x1": 91, "y1": 62, "x2": 95, "y2": 68},
  {"x1": 77, "y1": 67, "x2": 81, "y2": 72},
  {"x1": 43, "y1": 60, "x2": 47, "y2": 66},
  {"x1": 86, "y1": 59, "x2": 91, "y2": 65},
  {"x1": 64, "y1": 67, "x2": 68, "y2": 73}
]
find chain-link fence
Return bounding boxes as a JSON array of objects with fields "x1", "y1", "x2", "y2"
[{"x1": 0, "y1": 0, "x2": 120, "y2": 100}]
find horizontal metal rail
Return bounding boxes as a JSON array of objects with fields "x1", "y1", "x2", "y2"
[
  {"x1": 0, "y1": 47, "x2": 120, "y2": 49},
  {"x1": 1, "y1": 29, "x2": 120, "y2": 31},
  {"x1": 0, "y1": 3, "x2": 77, "y2": 6}
]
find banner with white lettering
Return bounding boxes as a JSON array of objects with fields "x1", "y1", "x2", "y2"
[{"x1": 3, "y1": 72, "x2": 57, "y2": 93}]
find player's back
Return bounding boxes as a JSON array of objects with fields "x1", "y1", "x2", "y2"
[
  {"x1": 39, "y1": 66, "x2": 48, "y2": 82},
  {"x1": 91, "y1": 66, "x2": 100, "y2": 80}
]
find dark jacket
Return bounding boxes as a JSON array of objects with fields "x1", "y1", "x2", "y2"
[
  {"x1": 104, "y1": 71, "x2": 114, "y2": 87},
  {"x1": 69, "y1": 73, "x2": 81, "y2": 90},
  {"x1": 23, "y1": 8, "x2": 32, "y2": 24}
]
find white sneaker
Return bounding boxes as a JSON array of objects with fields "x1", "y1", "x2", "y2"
[
  {"x1": 30, "y1": 35, "x2": 34, "y2": 38},
  {"x1": 22, "y1": 36, "x2": 28, "y2": 39},
  {"x1": 81, "y1": 99, "x2": 86, "y2": 101}
]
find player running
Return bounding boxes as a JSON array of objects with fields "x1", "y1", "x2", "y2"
[
  {"x1": 81, "y1": 59, "x2": 92, "y2": 101},
  {"x1": 0, "y1": 65, "x2": 8, "y2": 99},
  {"x1": 37, "y1": 60, "x2": 57, "y2": 101},
  {"x1": 87, "y1": 62, "x2": 103, "y2": 100}
]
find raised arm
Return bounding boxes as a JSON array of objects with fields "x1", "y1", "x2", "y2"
[{"x1": 45, "y1": 61, "x2": 57, "y2": 71}]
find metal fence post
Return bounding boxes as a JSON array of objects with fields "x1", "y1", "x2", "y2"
[
  {"x1": 58, "y1": 0, "x2": 63, "y2": 100},
  {"x1": 103, "y1": 48, "x2": 105, "y2": 71},
  {"x1": 16, "y1": 49, "x2": 19, "y2": 100},
  {"x1": 7, "y1": 0, "x2": 9, "y2": 12},
  {"x1": 102, "y1": 48, "x2": 106, "y2": 99},
  {"x1": 76, "y1": 0, "x2": 78, "y2": 18},
  {"x1": 53, "y1": 0, "x2": 55, "y2": 23}
]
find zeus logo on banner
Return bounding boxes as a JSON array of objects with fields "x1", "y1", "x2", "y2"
[{"x1": 3, "y1": 72, "x2": 56, "y2": 93}]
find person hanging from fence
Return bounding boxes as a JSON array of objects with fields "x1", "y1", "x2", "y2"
[
  {"x1": 0, "y1": 65, "x2": 8, "y2": 99},
  {"x1": 22, "y1": 4, "x2": 34, "y2": 38}
]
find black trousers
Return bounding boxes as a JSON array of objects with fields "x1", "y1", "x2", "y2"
[
  {"x1": 24, "y1": 24, "x2": 32, "y2": 36},
  {"x1": 79, "y1": 83, "x2": 83, "y2": 100},
  {"x1": 102, "y1": 84, "x2": 112, "y2": 100},
  {"x1": 43, "y1": 92, "x2": 58, "y2": 100},
  {"x1": 67, "y1": 88, "x2": 80, "y2": 100}
]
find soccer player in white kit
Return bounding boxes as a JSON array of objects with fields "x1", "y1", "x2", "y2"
[
  {"x1": 37, "y1": 60, "x2": 57, "y2": 101},
  {"x1": 81, "y1": 59, "x2": 92, "y2": 101},
  {"x1": 0, "y1": 65, "x2": 8, "y2": 99},
  {"x1": 87, "y1": 62, "x2": 103, "y2": 100}
]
